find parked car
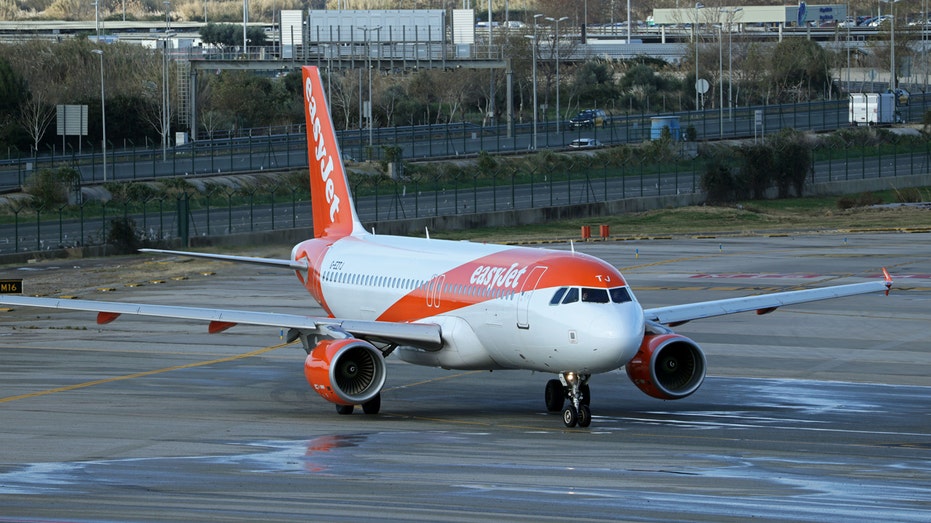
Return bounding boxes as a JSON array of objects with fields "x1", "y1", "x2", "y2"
[
  {"x1": 568, "y1": 138, "x2": 604, "y2": 149},
  {"x1": 569, "y1": 109, "x2": 609, "y2": 129},
  {"x1": 868, "y1": 15, "x2": 892, "y2": 27},
  {"x1": 838, "y1": 16, "x2": 857, "y2": 28},
  {"x1": 889, "y1": 87, "x2": 910, "y2": 106}
]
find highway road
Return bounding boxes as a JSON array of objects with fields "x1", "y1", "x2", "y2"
[{"x1": 2, "y1": 91, "x2": 928, "y2": 191}]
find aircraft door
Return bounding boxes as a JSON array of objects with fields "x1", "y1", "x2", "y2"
[
  {"x1": 516, "y1": 266, "x2": 547, "y2": 329},
  {"x1": 426, "y1": 274, "x2": 445, "y2": 308}
]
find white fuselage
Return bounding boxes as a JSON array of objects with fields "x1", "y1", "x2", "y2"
[{"x1": 295, "y1": 233, "x2": 646, "y2": 375}]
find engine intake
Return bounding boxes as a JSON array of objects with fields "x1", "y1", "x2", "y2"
[
  {"x1": 304, "y1": 339, "x2": 387, "y2": 405},
  {"x1": 626, "y1": 333, "x2": 706, "y2": 400}
]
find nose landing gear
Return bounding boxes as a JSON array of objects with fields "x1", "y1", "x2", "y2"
[{"x1": 544, "y1": 373, "x2": 591, "y2": 428}]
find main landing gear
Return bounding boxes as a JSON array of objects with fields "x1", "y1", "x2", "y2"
[{"x1": 545, "y1": 373, "x2": 592, "y2": 428}]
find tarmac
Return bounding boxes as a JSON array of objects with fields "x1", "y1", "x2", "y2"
[{"x1": 0, "y1": 231, "x2": 929, "y2": 522}]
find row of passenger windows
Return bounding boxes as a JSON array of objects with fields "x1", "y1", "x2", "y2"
[
  {"x1": 322, "y1": 271, "x2": 518, "y2": 301},
  {"x1": 550, "y1": 286, "x2": 633, "y2": 305},
  {"x1": 323, "y1": 270, "x2": 422, "y2": 291}
]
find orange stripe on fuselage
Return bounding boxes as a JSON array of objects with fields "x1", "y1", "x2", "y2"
[{"x1": 376, "y1": 248, "x2": 627, "y2": 322}]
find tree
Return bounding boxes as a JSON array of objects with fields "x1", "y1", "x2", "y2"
[
  {"x1": 24, "y1": 167, "x2": 80, "y2": 209},
  {"x1": 772, "y1": 129, "x2": 812, "y2": 198},
  {"x1": 700, "y1": 152, "x2": 735, "y2": 204},
  {"x1": 200, "y1": 23, "x2": 267, "y2": 49},
  {"x1": 770, "y1": 38, "x2": 832, "y2": 102},
  {"x1": 569, "y1": 61, "x2": 618, "y2": 111},
  {"x1": 736, "y1": 143, "x2": 775, "y2": 200}
]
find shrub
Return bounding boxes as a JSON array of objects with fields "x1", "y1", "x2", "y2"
[
  {"x1": 107, "y1": 217, "x2": 141, "y2": 254},
  {"x1": 23, "y1": 167, "x2": 81, "y2": 209}
]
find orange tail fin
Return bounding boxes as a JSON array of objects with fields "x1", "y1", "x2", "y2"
[{"x1": 302, "y1": 66, "x2": 363, "y2": 239}]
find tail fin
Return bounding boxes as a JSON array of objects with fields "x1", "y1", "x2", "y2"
[{"x1": 302, "y1": 66, "x2": 364, "y2": 239}]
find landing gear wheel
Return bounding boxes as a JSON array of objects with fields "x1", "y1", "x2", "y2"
[
  {"x1": 580, "y1": 383, "x2": 591, "y2": 407},
  {"x1": 577, "y1": 404, "x2": 592, "y2": 428},
  {"x1": 562, "y1": 405, "x2": 578, "y2": 428},
  {"x1": 335, "y1": 404, "x2": 354, "y2": 415},
  {"x1": 545, "y1": 379, "x2": 565, "y2": 412},
  {"x1": 362, "y1": 393, "x2": 381, "y2": 415}
]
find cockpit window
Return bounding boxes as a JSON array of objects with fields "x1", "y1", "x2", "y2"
[
  {"x1": 581, "y1": 288, "x2": 610, "y2": 303},
  {"x1": 562, "y1": 287, "x2": 580, "y2": 304},
  {"x1": 550, "y1": 287, "x2": 567, "y2": 305},
  {"x1": 610, "y1": 286, "x2": 632, "y2": 303}
]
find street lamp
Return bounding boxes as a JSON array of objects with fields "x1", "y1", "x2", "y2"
[
  {"x1": 242, "y1": 0, "x2": 248, "y2": 52},
  {"x1": 93, "y1": 1, "x2": 100, "y2": 41},
  {"x1": 545, "y1": 16, "x2": 568, "y2": 133},
  {"x1": 530, "y1": 14, "x2": 543, "y2": 150},
  {"x1": 162, "y1": 4, "x2": 172, "y2": 161},
  {"x1": 722, "y1": 7, "x2": 742, "y2": 121},
  {"x1": 358, "y1": 25, "x2": 381, "y2": 147},
  {"x1": 881, "y1": 0, "x2": 901, "y2": 90},
  {"x1": 693, "y1": 3, "x2": 703, "y2": 111},
  {"x1": 718, "y1": 25, "x2": 723, "y2": 137},
  {"x1": 91, "y1": 49, "x2": 107, "y2": 182}
]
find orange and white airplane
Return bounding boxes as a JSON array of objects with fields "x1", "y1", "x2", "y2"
[{"x1": 0, "y1": 66, "x2": 893, "y2": 428}]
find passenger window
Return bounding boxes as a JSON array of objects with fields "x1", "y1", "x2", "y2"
[
  {"x1": 550, "y1": 287, "x2": 567, "y2": 305},
  {"x1": 581, "y1": 288, "x2": 609, "y2": 303},
  {"x1": 562, "y1": 287, "x2": 579, "y2": 304},
  {"x1": 610, "y1": 287, "x2": 632, "y2": 303}
]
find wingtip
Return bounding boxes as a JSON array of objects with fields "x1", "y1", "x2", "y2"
[{"x1": 881, "y1": 267, "x2": 893, "y2": 295}]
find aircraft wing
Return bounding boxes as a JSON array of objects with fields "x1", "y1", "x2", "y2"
[
  {"x1": 642, "y1": 273, "x2": 892, "y2": 326},
  {"x1": 138, "y1": 248, "x2": 307, "y2": 271},
  {"x1": 0, "y1": 295, "x2": 443, "y2": 350}
]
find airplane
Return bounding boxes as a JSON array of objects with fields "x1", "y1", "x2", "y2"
[{"x1": 0, "y1": 66, "x2": 894, "y2": 428}]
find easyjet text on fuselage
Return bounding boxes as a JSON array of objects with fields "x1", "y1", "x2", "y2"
[{"x1": 470, "y1": 263, "x2": 528, "y2": 289}]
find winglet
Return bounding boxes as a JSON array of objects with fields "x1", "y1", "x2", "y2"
[
  {"x1": 882, "y1": 267, "x2": 893, "y2": 296},
  {"x1": 302, "y1": 66, "x2": 364, "y2": 239}
]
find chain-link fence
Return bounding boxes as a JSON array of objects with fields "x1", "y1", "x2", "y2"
[
  {"x1": 2, "y1": 94, "x2": 928, "y2": 193},
  {"x1": 2, "y1": 137, "x2": 928, "y2": 255}
]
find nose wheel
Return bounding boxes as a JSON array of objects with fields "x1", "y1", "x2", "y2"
[{"x1": 544, "y1": 373, "x2": 591, "y2": 428}]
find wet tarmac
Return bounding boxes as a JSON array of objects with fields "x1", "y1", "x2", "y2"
[{"x1": 1, "y1": 232, "x2": 929, "y2": 522}]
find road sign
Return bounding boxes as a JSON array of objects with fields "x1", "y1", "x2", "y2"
[{"x1": 695, "y1": 78, "x2": 710, "y2": 94}]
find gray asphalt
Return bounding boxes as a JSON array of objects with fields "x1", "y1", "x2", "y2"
[{"x1": 0, "y1": 232, "x2": 929, "y2": 522}]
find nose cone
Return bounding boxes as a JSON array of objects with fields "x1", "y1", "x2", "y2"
[{"x1": 583, "y1": 301, "x2": 645, "y2": 373}]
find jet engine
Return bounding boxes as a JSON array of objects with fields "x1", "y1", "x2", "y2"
[
  {"x1": 626, "y1": 333, "x2": 706, "y2": 400},
  {"x1": 304, "y1": 339, "x2": 387, "y2": 405}
]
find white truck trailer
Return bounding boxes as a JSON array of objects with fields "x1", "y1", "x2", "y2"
[{"x1": 849, "y1": 93, "x2": 898, "y2": 126}]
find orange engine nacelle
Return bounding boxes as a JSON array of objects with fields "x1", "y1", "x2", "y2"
[
  {"x1": 304, "y1": 339, "x2": 387, "y2": 406},
  {"x1": 626, "y1": 333, "x2": 706, "y2": 400}
]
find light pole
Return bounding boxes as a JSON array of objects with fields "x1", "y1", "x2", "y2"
[
  {"x1": 92, "y1": 49, "x2": 107, "y2": 182},
  {"x1": 881, "y1": 0, "x2": 900, "y2": 90},
  {"x1": 693, "y1": 3, "x2": 703, "y2": 111},
  {"x1": 530, "y1": 14, "x2": 542, "y2": 150},
  {"x1": 718, "y1": 25, "x2": 723, "y2": 137},
  {"x1": 358, "y1": 26, "x2": 381, "y2": 147},
  {"x1": 722, "y1": 7, "x2": 742, "y2": 121},
  {"x1": 546, "y1": 16, "x2": 568, "y2": 133},
  {"x1": 242, "y1": 0, "x2": 248, "y2": 53},
  {"x1": 93, "y1": 1, "x2": 100, "y2": 41},
  {"x1": 162, "y1": 4, "x2": 172, "y2": 161}
]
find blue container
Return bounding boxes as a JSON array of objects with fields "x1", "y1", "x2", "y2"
[{"x1": 650, "y1": 116, "x2": 681, "y2": 141}]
